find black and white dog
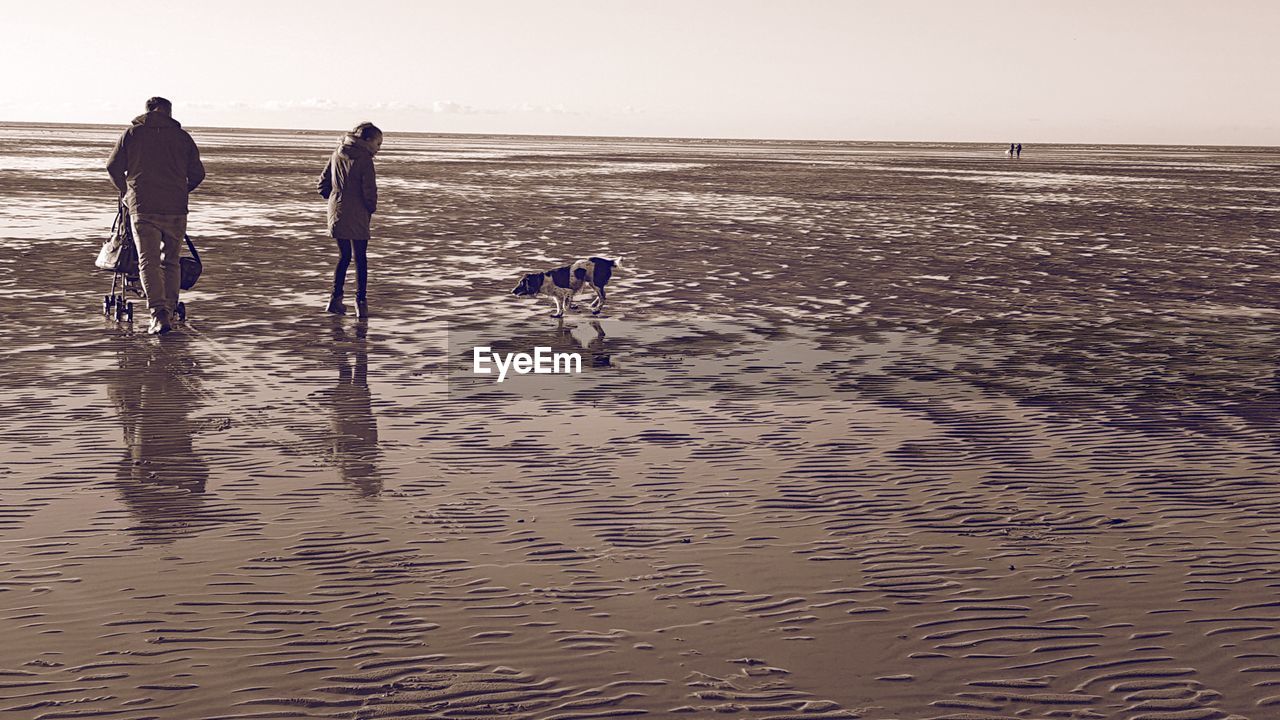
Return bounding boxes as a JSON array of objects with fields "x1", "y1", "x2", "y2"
[{"x1": 511, "y1": 257, "x2": 617, "y2": 317}]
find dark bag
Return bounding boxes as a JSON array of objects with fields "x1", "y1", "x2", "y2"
[
  {"x1": 95, "y1": 204, "x2": 138, "y2": 275},
  {"x1": 180, "y1": 235, "x2": 202, "y2": 290}
]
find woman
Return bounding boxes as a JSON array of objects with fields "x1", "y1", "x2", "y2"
[{"x1": 318, "y1": 122, "x2": 382, "y2": 317}]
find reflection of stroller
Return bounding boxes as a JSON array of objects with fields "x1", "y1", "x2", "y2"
[{"x1": 98, "y1": 204, "x2": 201, "y2": 323}]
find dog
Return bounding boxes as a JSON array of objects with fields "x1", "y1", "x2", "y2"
[{"x1": 511, "y1": 257, "x2": 617, "y2": 317}]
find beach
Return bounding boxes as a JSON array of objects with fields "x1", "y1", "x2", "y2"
[{"x1": 2, "y1": 123, "x2": 1279, "y2": 719}]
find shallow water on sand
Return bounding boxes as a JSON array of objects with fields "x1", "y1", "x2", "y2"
[{"x1": 1, "y1": 123, "x2": 1279, "y2": 719}]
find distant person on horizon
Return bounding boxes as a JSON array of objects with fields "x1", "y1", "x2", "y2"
[
  {"x1": 1016, "y1": 143, "x2": 1022, "y2": 158},
  {"x1": 106, "y1": 96, "x2": 206, "y2": 335},
  {"x1": 1009, "y1": 143, "x2": 1015, "y2": 158},
  {"x1": 318, "y1": 122, "x2": 381, "y2": 318}
]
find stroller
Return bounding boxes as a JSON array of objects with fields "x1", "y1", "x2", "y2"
[{"x1": 97, "y1": 203, "x2": 202, "y2": 323}]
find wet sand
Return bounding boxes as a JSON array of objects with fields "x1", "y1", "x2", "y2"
[{"x1": 1, "y1": 123, "x2": 1279, "y2": 719}]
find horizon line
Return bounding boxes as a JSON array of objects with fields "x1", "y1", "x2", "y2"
[{"x1": 1, "y1": 118, "x2": 1276, "y2": 151}]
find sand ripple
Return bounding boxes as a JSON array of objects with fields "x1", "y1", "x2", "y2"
[{"x1": 1, "y1": 125, "x2": 1278, "y2": 718}]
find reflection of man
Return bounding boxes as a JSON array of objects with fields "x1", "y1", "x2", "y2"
[
  {"x1": 107, "y1": 338, "x2": 210, "y2": 541},
  {"x1": 106, "y1": 96, "x2": 206, "y2": 335},
  {"x1": 326, "y1": 320, "x2": 381, "y2": 495}
]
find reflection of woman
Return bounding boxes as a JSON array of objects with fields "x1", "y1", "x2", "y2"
[
  {"x1": 325, "y1": 319, "x2": 381, "y2": 495},
  {"x1": 106, "y1": 336, "x2": 210, "y2": 542}
]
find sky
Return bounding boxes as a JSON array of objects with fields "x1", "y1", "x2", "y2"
[{"x1": 1, "y1": 0, "x2": 1276, "y2": 144}]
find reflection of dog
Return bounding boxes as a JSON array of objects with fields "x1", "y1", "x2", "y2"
[
  {"x1": 512, "y1": 257, "x2": 616, "y2": 318},
  {"x1": 550, "y1": 318, "x2": 610, "y2": 367}
]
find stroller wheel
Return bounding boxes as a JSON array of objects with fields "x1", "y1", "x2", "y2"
[{"x1": 176, "y1": 302, "x2": 186, "y2": 322}]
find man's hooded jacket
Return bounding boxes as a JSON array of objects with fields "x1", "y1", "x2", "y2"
[{"x1": 106, "y1": 111, "x2": 206, "y2": 215}]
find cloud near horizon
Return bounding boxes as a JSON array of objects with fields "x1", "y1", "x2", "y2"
[{"x1": 182, "y1": 99, "x2": 596, "y2": 117}]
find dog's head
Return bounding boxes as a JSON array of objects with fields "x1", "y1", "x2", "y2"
[{"x1": 511, "y1": 272, "x2": 545, "y2": 297}]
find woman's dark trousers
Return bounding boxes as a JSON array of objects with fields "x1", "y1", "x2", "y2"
[{"x1": 333, "y1": 238, "x2": 368, "y2": 301}]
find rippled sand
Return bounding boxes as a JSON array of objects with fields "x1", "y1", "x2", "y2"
[{"x1": 2, "y1": 123, "x2": 1279, "y2": 719}]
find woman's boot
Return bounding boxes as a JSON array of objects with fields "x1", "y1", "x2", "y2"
[{"x1": 326, "y1": 294, "x2": 347, "y2": 314}]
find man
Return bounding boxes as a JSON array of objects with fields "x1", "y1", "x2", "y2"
[
  {"x1": 106, "y1": 97, "x2": 206, "y2": 335},
  {"x1": 318, "y1": 122, "x2": 381, "y2": 318}
]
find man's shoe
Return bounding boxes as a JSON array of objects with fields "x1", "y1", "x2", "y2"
[
  {"x1": 326, "y1": 295, "x2": 347, "y2": 314},
  {"x1": 355, "y1": 299, "x2": 369, "y2": 318},
  {"x1": 147, "y1": 313, "x2": 172, "y2": 335}
]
